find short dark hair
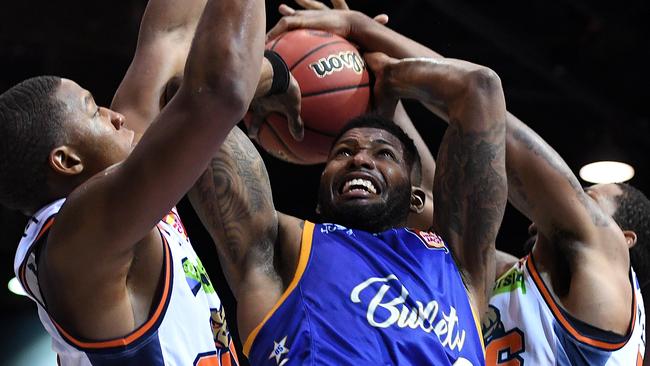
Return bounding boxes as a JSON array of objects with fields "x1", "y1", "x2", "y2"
[
  {"x1": 332, "y1": 114, "x2": 419, "y2": 178},
  {"x1": 0, "y1": 76, "x2": 65, "y2": 212},
  {"x1": 612, "y1": 183, "x2": 650, "y2": 291}
]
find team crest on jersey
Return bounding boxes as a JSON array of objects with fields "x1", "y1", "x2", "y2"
[
  {"x1": 309, "y1": 51, "x2": 365, "y2": 78},
  {"x1": 320, "y1": 223, "x2": 354, "y2": 236},
  {"x1": 269, "y1": 336, "x2": 290, "y2": 366},
  {"x1": 406, "y1": 229, "x2": 448, "y2": 252}
]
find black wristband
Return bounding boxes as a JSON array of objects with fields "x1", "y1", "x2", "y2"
[{"x1": 264, "y1": 50, "x2": 290, "y2": 96}]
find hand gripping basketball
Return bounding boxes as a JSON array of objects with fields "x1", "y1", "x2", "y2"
[{"x1": 244, "y1": 29, "x2": 371, "y2": 164}]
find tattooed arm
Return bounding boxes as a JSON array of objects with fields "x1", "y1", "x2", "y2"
[
  {"x1": 503, "y1": 113, "x2": 634, "y2": 333},
  {"x1": 504, "y1": 115, "x2": 622, "y2": 247},
  {"x1": 188, "y1": 126, "x2": 303, "y2": 341},
  {"x1": 367, "y1": 53, "x2": 508, "y2": 312}
]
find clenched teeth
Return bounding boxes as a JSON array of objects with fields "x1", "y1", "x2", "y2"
[{"x1": 342, "y1": 178, "x2": 377, "y2": 194}]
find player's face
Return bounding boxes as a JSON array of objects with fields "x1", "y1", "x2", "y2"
[
  {"x1": 55, "y1": 79, "x2": 134, "y2": 174},
  {"x1": 318, "y1": 127, "x2": 412, "y2": 232}
]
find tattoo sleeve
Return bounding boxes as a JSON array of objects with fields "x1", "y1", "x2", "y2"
[
  {"x1": 189, "y1": 126, "x2": 278, "y2": 287},
  {"x1": 505, "y1": 117, "x2": 610, "y2": 241},
  {"x1": 434, "y1": 120, "x2": 507, "y2": 305}
]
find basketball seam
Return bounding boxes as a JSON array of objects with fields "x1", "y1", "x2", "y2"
[
  {"x1": 269, "y1": 33, "x2": 288, "y2": 51},
  {"x1": 289, "y1": 40, "x2": 348, "y2": 71},
  {"x1": 302, "y1": 83, "x2": 371, "y2": 98}
]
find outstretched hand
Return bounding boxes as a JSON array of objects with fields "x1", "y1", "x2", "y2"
[
  {"x1": 292, "y1": 0, "x2": 388, "y2": 23},
  {"x1": 267, "y1": 1, "x2": 388, "y2": 42},
  {"x1": 247, "y1": 73, "x2": 304, "y2": 142}
]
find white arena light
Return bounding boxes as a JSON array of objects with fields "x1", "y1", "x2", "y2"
[
  {"x1": 579, "y1": 161, "x2": 635, "y2": 184},
  {"x1": 8, "y1": 276, "x2": 27, "y2": 296}
]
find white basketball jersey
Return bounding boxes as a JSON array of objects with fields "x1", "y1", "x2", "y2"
[
  {"x1": 484, "y1": 255, "x2": 645, "y2": 366},
  {"x1": 14, "y1": 199, "x2": 239, "y2": 366}
]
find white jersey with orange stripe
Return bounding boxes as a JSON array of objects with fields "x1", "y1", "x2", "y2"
[
  {"x1": 14, "y1": 199, "x2": 239, "y2": 366},
  {"x1": 483, "y1": 255, "x2": 646, "y2": 366}
]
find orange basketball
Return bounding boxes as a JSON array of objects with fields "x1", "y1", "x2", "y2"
[{"x1": 245, "y1": 29, "x2": 371, "y2": 165}]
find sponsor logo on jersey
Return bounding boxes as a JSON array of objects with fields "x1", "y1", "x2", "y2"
[
  {"x1": 162, "y1": 209, "x2": 189, "y2": 241},
  {"x1": 182, "y1": 257, "x2": 216, "y2": 295},
  {"x1": 350, "y1": 274, "x2": 467, "y2": 352},
  {"x1": 406, "y1": 229, "x2": 448, "y2": 252},
  {"x1": 309, "y1": 51, "x2": 365, "y2": 78},
  {"x1": 269, "y1": 336, "x2": 290, "y2": 366},
  {"x1": 492, "y1": 266, "x2": 526, "y2": 295}
]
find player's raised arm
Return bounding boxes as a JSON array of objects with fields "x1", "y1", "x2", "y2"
[
  {"x1": 188, "y1": 69, "x2": 305, "y2": 340},
  {"x1": 110, "y1": 0, "x2": 207, "y2": 141},
  {"x1": 61, "y1": 0, "x2": 264, "y2": 243},
  {"x1": 367, "y1": 53, "x2": 508, "y2": 312},
  {"x1": 45, "y1": 0, "x2": 266, "y2": 321}
]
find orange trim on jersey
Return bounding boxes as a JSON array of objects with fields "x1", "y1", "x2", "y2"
[
  {"x1": 35, "y1": 217, "x2": 55, "y2": 242},
  {"x1": 526, "y1": 255, "x2": 636, "y2": 350},
  {"x1": 469, "y1": 302, "x2": 486, "y2": 354},
  {"x1": 242, "y1": 221, "x2": 314, "y2": 357},
  {"x1": 18, "y1": 216, "x2": 56, "y2": 302},
  {"x1": 52, "y1": 234, "x2": 173, "y2": 349}
]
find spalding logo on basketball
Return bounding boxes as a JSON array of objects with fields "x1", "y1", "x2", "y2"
[{"x1": 245, "y1": 29, "x2": 371, "y2": 165}]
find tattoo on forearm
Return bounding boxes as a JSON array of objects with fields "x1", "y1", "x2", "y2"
[
  {"x1": 434, "y1": 121, "x2": 507, "y2": 274},
  {"x1": 509, "y1": 124, "x2": 609, "y2": 228}
]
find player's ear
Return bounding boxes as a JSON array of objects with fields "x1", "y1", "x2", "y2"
[
  {"x1": 315, "y1": 203, "x2": 321, "y2": 215},
  {"x1": 623, "y1": 230, "x2": 638, "y2": 248},
  {"x1": 49, "y1": 146, "x2": 84, "y2": 176},
  {"x1": 410, "y1": 186, "x2": 426, "y2": 214}
]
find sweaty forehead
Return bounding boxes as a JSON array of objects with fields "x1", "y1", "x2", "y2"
[
  {"x1": 55, "y1": 79, "x2": 90, "y2": 111},
  {"x1": 334, "y1": 127, "x2": 402, "y2": 149}
]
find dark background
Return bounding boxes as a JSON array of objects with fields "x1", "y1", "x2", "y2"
[{"x1": 1, "y1": 0, "x2": 648, "y2": 364}]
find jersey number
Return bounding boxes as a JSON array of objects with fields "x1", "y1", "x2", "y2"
[
  {"x1": 485, "y1": 329, "x2": 525, "y2": 366},
  {"x1": 194, "y1": 349, "x2": 238, "y2": 366},
  {"x1": 194, "y1": 351, "x2": 218, "y2": 366}
]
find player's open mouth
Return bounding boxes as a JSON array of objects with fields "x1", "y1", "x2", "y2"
[{"x1": 340, "y1": 178, "x2": 378, "y2": 195}]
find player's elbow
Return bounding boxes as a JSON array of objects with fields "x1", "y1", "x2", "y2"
[
  {"x1": 464, "y1": 66, "x2": 503, "y2": 97},
  {"x1": 451, "y1": 66, "x2": 506, "y2": 130}
]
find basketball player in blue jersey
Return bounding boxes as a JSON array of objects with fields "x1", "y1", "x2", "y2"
[
  {"x1": 189, "y1": 13, "x2": 507, "y2": 366},
  {"x1": 0, "y1": 0, "x2": 268, "y2": 363},
  {"x1": 273, "y1": 2, "x2": 650, "y2": 364}
]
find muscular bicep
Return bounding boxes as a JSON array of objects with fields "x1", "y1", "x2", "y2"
[
  {"x1": 505, "y1": 114, "x2": 616, "y2": 244},
  {"x1": 188, "y1": 126, "x2": 279, "y2": 295}
]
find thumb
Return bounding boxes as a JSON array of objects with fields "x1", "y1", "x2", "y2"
[
  {"x1": 372, "y1": 78, "x2": 399, "y2": 119},
  {"x1": 373, "y1": 14, "x2": 389, "y2": 25},
  {"x1": 363, "y1": 52, "x2": 391, "y2": 75}
]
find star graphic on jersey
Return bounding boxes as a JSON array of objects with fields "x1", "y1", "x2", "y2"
[{"x1": 268, "y1": 336, "x2": 290, "y2": 365}]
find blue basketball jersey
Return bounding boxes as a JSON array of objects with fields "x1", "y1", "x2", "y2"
[{"x1": 244, "y1": 221, "x2": 485, "y2": 366}]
